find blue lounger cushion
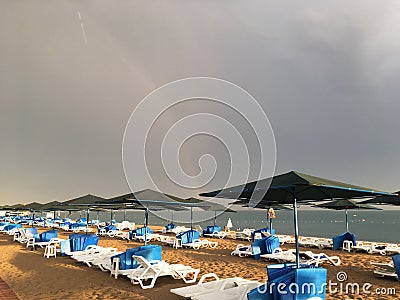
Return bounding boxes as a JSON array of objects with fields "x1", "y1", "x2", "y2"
[
  {"x1": 176, "y1": 230, "x2": 200, "y2": 245},
  {"x1": 392, "y1": 254, "x2": 400, "y2": 278},
  {"x1": 39, "y1": 229, "x2": 58, "y2": 242},
  {"x1": 249, "y1": 265, "x2": 327, "y2": 300},
  {"x1": 332, "y1": 232, "x2": 356, "y2": 250},
  {"x1": 252, "y1": 228, "x2": 275, "y2": 241},
  {"x1": 112, "y1": 245, "x2": 162, "y2": 270}
]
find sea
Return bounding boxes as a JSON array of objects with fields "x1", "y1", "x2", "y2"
[{"x1": 64, "y1": 209, "x2": 400, "y2": 243}]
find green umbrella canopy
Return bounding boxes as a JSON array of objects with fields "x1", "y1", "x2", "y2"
[
  {"x1": 1, "y1": 203, "x2": 23, "y2": 210},
  {"x1": 360, "y1": 191, "x2": 400, "y2": 206},
  {"x1": 315, "y1": 199, "x2": 378, "y2": 210},
  {"x1": 314, "y1": 199, "x2": 380, "y2": 232},
  {"x1": 105, "y1": 189, "x2": 208, "y2": 210},
  {"x1": 39, "y1": 201, "x2": 62, "y2": 211},
  {"x1": 200, "y1": 170, "x2": 393, "y2": 204},
  {"x1": 18, "y1": 202, "x2": 44, "y2": 211},
  {"x1": 200, "y1": 170, "x2": 394, "y2": 268},
  {"x1": 232, "y1": 199, "x2": 291, "y2": 210},
  {"x1": 60, "y1": 194, "x2": 107, "y2": 207}
]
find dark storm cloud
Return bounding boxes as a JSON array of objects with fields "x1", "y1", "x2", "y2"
[{"x1": 1, "y1": 1, "x2": 400, "y2": 204}]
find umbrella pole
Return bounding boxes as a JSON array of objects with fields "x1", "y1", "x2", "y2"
[
  {"x1": 171, "y1": 211, "x2": 174, "y2": 224},
  {"x1": 124, "y1": 209, "x2": 126, "y2": 221},
  {"x1": 144, "y1": 208, "x2": 149, "y2": 246},
  {"x1": 32, "y1": 210, "x2": 35, "y2": 227},
  {"x1": 269, "y1": 216, "x2": 273, "y2": 232},
  {"x1": 96, "y1": 211, "x2": 99, "y2": 222},
  {"x1": 214, "y1": 211, "x2": 216, "y2": 227},
  {"x1": 266, "y1": 211, "x2": 269, "y2": 229},
  {"x1": 345, "y1": 209, "x2": 349, "y2": 232},
  {"x1": 293, "y1": 196, "x2": 300, "y2": 268},
  {"x1": 86, "y1": 208, "x2": 90, "y2": 233},
  {"x1": 190, "y1": 207, "x2": 193, "y2": 230}
]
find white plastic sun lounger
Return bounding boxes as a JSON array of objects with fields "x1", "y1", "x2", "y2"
[
  {"x1": 78, "y1": 248, "x2": 122, "y2": 268},
  {"x1": 231, "y1": 244, "x2": 254, "y2": 257},
  {"x1": 261, "y1": 249, "x2": 341, "y2": 266},
  {"x1": 69, "y1": 245, "x2": 103, "y2": 258},
  {"x1": 300, "y1": 251, "x2": 341, "y2": 267},
  {"x1": 191, "y1": 281, "x2": 261, "y2": 300},
  {"x1": 372, "y1": 262, "x2": 399, "y2": 279},
  {"x1": 127, "y1": 255, "x2": 200, "y2": 289},
  {"x1": 352, "y1": 242, "x2": 386, "y2": 255},
  {"x1": 170, "y1": 273, "x2": 257, "y2": 298},
  {"x1": 35, "y1": 238, "x2": 65, "y2": 249}
]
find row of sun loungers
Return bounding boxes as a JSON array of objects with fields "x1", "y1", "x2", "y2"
[
  {"x1": 68, "y1": 244, "x2": 201, "y2": 289},
  {"x1": 342, "y1": 240, "x2": 400, "y2": 255}
]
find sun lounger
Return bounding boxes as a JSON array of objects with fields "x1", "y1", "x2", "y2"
[
  {"x1": 235, "y1": 229, "x2": 254, "y2": 241},
  {"x1": 373, "y1": 254, "x2": 400, "y2": 279},
  {"x1": 231, "y1": 236, "x2": 280, "y2": 259},
  {"x1": 74, "y1": 247, "x2": 121, "y2": 267},
  {"x1": 384, "y1": 244, "x2": 400, "y2": 255},
  {"x1": 35, "y1": 237, "x2": 65, "y2": 248},
  {"x1": 351, "y1": 241, "x2": 386, "y2": 255},
  {"x1": 69, "y1": 245, "x2": 103, "y2": 258},
  {"x1": 261, "y1": 249, "x2": 340, "y2": 266},
  {"x1": 134, "y1": 233, "x2": 161, "y2": 243},
  {"x1": 182, "y1": 239, "x2": 218, "y2": 250},
  {"x1": 300, "y1": 251, "x2": 341, "y2": 267},
  {"x1": 170, "y1": 273, "x2": 257, "y2": 298},
  {"x1": 192, "y1": 281, "x2": 261, "y2": 300},
  {"x1": 231, "y1": 244, "x2": 252, "y2": 257},
  {"x1": 127, "y1": 255, "x2": 200, "y2": 289},
  {"x1": 276, "y1": 234, "x2": 295, "y2": 244}
]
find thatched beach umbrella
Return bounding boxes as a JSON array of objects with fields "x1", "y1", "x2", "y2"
[{"x1": 200, "y1": 170, "x2": 394, "y2": 267}]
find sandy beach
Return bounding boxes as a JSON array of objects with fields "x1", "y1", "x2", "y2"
[{"x1": 0, "y1": 227, "x2": 399, "y2": 300}]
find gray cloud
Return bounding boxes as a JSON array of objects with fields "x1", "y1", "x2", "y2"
[{"x1": 1, "y1": 1, "x2": 400, "y2": 204}]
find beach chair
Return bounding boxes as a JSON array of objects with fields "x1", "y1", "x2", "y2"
[
  {"x1": 74, "y1": 247, "x2": 121, "y2": 267},
  {"x1": 315, "y1": 237, "x2": 333, "y2": 249},
  {"x1": 235, "y1": 228, "x2": 254, "y2": 241},
  {"x1": 384, "y1": 244, "x2": 400, "y2": 255},
  {"x1": 251, "y1": 228, "x2": 273, "y2": 242},
  {"x1": 128, "y1": 255, "x2": 200, "y2": 289},
  {"x1": 231, "y1": 244, "x2": 253, "y2": 257},
  {"x1": 276, "y1": 234, "x2": 296, "y2": 245},
  {"x1": 109, "y1": 245, "x2": 162, "y2": 278},
  {"x1": 231, "y1": 236, "x2": 280, "y2": 259},
  {"x1": 373, "y1": 254, "x2": 400, "y2": 279},
  {"x1": 70, "y1": 245, "x2": 104, "y2": 259},
  {"x1": 170, "y1": 273, "x2": 258, "y2": 298},
  {"x1": 202, "y1": 226, "x2": 221, "y2": 238},
  {"x1": 300, "y1": 251, "x2": 341, "y2": 267},
  {"x1": 192, "y1": 281, "x2": 261, "y2": 300}
]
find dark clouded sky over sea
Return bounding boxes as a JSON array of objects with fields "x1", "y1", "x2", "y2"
[{"x1": 1, "y1": 1, "x2": 400, "y2": 204}]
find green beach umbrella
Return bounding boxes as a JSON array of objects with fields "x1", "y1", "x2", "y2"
[
  {"x1": 315, "y1": 199, "x2": 379, "y2": 232},
  {"x1": 200, "y1": 170, "x2": 394, "y2": 267},
  {"x1": 360, "y1": 191, "x2": 400, "y2": 206},
  {"x1": 59, "y1": 194, "x2": 107, "y2": 231}
]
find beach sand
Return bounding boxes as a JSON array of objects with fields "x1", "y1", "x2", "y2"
[{"x1": 0, "y1": 227, "x2": 399, "y2": 300}]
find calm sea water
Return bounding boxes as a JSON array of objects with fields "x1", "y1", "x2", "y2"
[{"x1": 64, "y1": 209, "x2": 400, "y2": 243}]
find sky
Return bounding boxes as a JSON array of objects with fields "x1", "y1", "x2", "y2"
[{"x1": 1, "y1": 1, "x2": 400, "y2": 205}]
